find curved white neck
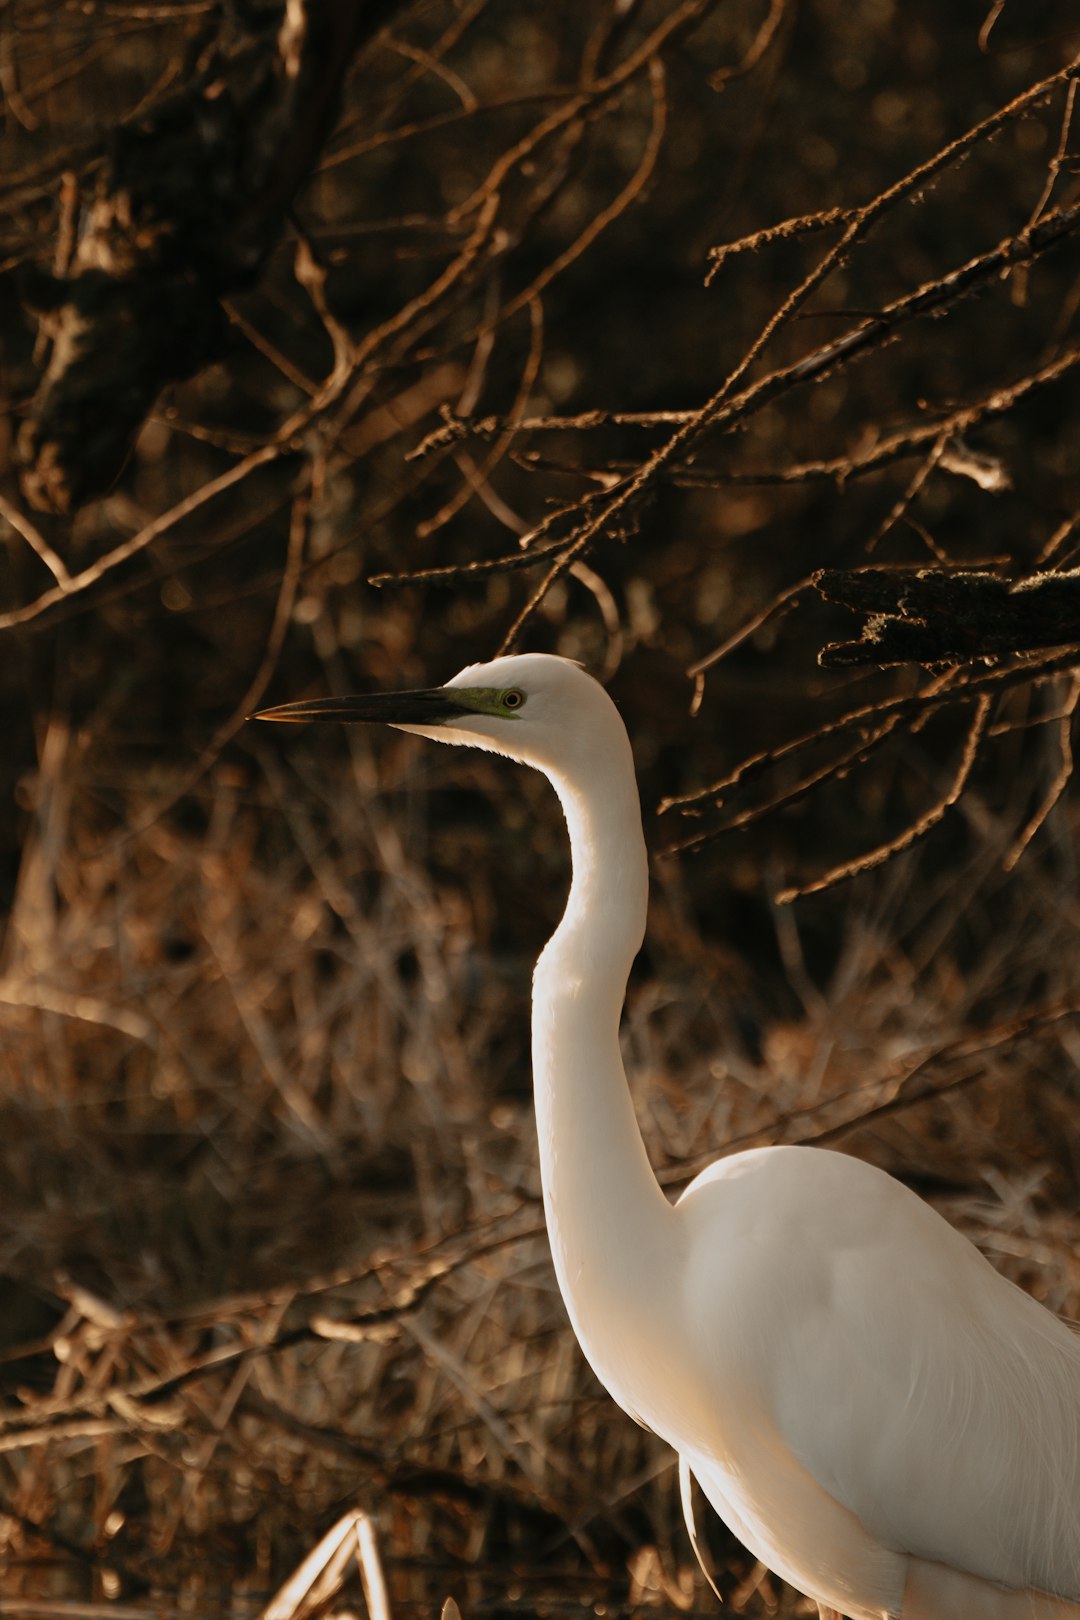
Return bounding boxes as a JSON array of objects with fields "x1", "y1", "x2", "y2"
[{"x1": 531, "y1": 738, "x2": 677, "y2": 1401}]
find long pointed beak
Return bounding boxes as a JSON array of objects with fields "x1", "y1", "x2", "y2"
[{"x1": 251, "y1": 688, "x2": 473, "y2": 726}]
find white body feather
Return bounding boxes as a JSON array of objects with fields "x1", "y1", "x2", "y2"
[{"x1": 409, "y1": 654, "x2": 1080, "y2": 1619}]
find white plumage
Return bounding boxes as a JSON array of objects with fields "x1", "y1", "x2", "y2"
[{"x1": 258, "y1": 652, "x2": 1080, "y2": 1620}]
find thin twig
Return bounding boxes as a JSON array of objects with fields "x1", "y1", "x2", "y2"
[
  {"x1": 0, "y1": 490, "x2": 70, "y2": 585},
  {"x1": 492, "y1": 54, "x2": 668, "y2": 331},
  {"x1": 708, "y1": 0, "x2": 790, "y2": 91},
  {"x1": 775, "y1": 694, "x2": 991, "y2": 902},
  {"x1": 705, "y1": 204, "x2": 854, "y2": 281},
  {"x1": 0, "y1": 441, "x2": 285, "y2": 631},
  {"x1": 1003, "y1": 677, "x2": 1080, "y2": 872},
  {"x1": 662, "y1": 715, "x2": 903, "y2": 851},
  {"x1": 115, "y1": 477, "x2": 313, "y2": 847},
  {"x1": 445, "y1": 0, "x2": 713, "y2": 227},
  {"x1": 863, "y1": 433, "x2": 948, "y2": 554},
  {"x1": 417, "y1": 295, "x2": 545, "y2": 540},
  {"x1": 662, "y1": 654, "x2": 1075, "y2": 828}
]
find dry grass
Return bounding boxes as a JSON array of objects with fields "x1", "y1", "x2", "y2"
[{"x1": 4, "y1": 699, "x2": 1080, "y2": 1620}]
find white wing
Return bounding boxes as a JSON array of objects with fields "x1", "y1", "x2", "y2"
[{"x1": 677, "y1": 1147, "x2": 1080, "y2": 1608}]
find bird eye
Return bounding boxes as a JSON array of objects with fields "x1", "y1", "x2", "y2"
[{"x1": 502, "y1": 689, "x2": 524, "y2": 710}]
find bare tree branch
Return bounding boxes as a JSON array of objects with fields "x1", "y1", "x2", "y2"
[{"x1": 15, "y1": 0, "x2": 402, "y2": 515}]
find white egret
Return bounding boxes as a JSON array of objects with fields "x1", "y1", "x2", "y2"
[{"x1": 256, "y1": 653, "x2": 1080, "y2": 1620}]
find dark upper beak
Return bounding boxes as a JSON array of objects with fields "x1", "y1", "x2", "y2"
[{"x1": 250, "y1": 688, "x2": 474, "y2": 726}]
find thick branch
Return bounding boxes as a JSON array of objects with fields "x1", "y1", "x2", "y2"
[
  {"x1": 16, "y1": 0, "x2": 401, "y2": 516},
  {"x1": 817, "y1": 564, "x2": 1080, "y2": 667}
]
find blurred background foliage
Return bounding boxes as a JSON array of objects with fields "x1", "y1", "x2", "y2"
[{"x1": 2, "y1": 1, "x2": 1080, "y2": 1615}]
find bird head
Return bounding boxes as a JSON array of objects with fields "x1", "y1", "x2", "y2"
[{"x1": 252, "y1": 653, "x2": 627, "y2": 779}]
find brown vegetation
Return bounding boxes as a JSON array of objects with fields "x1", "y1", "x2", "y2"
[{"x1": 2, "y1": 2, "x2": 1080, "y2": 1617}]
